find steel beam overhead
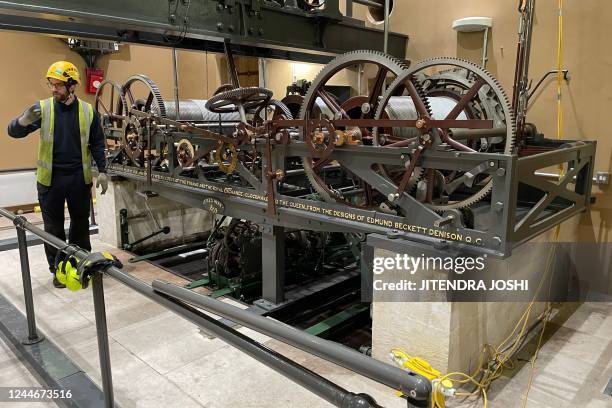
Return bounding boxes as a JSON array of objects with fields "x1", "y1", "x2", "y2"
[{"x1": 0, "y1": 0, "x2": 408, "y2": 63}]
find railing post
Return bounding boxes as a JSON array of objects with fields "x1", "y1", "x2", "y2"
[
  {"x1": 91, "y1": 272, "x2": 114, "y2": 408},
  {"x1": 15, "y1": 218, "x2": 44, "y2": 345}
]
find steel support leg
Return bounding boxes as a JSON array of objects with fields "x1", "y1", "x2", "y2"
[
  {"x1": 16, "y1": 226, "x2": 44, "y2": 345},
  {"x1": 360, "y1": 242, "x2": 374, "y2": 303},
  {"x1": 261, "y1": 225, "x2": 285, "y2": 304},
  {"x1": 91, "y1": 273, "x2": 114, "y2": 408}
]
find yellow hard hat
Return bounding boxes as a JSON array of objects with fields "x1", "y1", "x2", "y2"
[{"x1": 46, "y1": 61, "x2": 80, "y2": 85}]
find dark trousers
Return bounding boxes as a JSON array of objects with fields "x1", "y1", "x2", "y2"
[{"x1": 37, "y1": 172, "x2": 92, "y2": 273}]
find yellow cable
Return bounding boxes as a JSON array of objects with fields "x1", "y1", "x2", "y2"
[
  {"x1": 424, "y1": 4, "x2": 567, "y2": 406},
  {"x1": 522, "y1": 3, "x2": 565, "y2": 405},
  {"x1": 521, "y1": 307, "x2": 551, "y2": 407},
  {"x1": 397, "y1": 8, "x2": 567, "y2": 390},
  {"x1": 429, "y1": 221, "x2": 561, "y2": 407}
]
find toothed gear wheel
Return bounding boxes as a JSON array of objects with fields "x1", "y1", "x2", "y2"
[
  {"x1": 376, "y1": 57, "x2": 515, "y2": 211},
  {"x1": 123, "y1": 74, "x2": 167, "y2": 118},
  {"x1": 121, "y1": 75, "x2": 167, "y2": 164},
  {"x1": 411, "y1": 75, "x2": 433, "y2": 117},
  {"x1": 95, "y1": 79, "x2": 128, "y2": 134},
  {"x1": 205, "y1": 86, "x2": 273, "y2": 114},
  {"x1": 96, "y1": 80, "x2": 128, "y2": 164},
  {"x1": 372, "y1": 73, "x2": 434, "y2": 193},
  {"x1": 254, "y1": 99, "x2": 293, "y2": 124},
  {"x1": 417, "y1": 67, "x2": 508, "y2": 147},
  {"x1": 299, "y1": 50, "x2": 409, "y2": 205},
  {"x1": 213, "y1": 83, "x2": 236, "y2": 95}
]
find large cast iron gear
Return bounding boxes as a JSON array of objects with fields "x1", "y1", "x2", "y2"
[
  {"x1": 375, "y1": 57, "x2": 516, "y2": 211},
  {"x1": 175, "y1": 138, "x2": 195, "y2": 170},
  {"x1": 253, "y1": 99, "x2": 293, "y2": 125},
  {"x1": 372, "y1": 75, "x2": 433, "y2": 193},
  {"x1": 121, "y1": 75, "x2": 167, "y2": 164},
  {"x1": 215, "y1": 142, "x2": 239, "y2": 174},
  {"x1": 123, "y1": 74, "x2": 167, "y2": 118},
  {"x1": 417, "y1": 67, "x2": 508, "y2": 148},
  {"x1": 95, "y1": 80, "x2": 128, "y2": 148},
  {"x1": 205, "y1": 86, "x2": 273, "y2": 114},
  {"x1": 299, "y1": 50, "x2": 409, "y2": 206}
]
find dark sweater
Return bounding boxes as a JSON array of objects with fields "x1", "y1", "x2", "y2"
[{"x1": 7, "y1": 97, "x2": 106, "y2": 174}]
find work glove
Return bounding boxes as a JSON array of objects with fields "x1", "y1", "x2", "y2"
[
  {"x1": 18, "y1": 104, "x2": 41, "y2": 127},
  {"x1": 96, "y1": 172, "x2": 109, "y2": 195}
]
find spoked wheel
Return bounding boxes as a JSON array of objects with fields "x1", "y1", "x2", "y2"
[
  {"x1": 373, "y1": 57, "x2": 516, "y2": 212},
  {"x1": 205, "y1": 86, "x2": 273, "y2": 122},
  {"x1": 281, "y1": 94, "x2": 305, "y2": 121},
  {"x1": 417, "y1": 67, "x2": 509, "y2": 151},
  {"x1": 299, "y1": 50, "x2": 408, "y2": 208},
  {"x1": 95, "y1": 80, "x2": 128, "y2": 159},
  {"x1": 253, "y1": 99, "x2": 293, "y2": 126},
  {"x1": 121, "y1": 75, "x2": 167, "y2": 166},
  {"x1": 175, "y1": 138, "x2": 196, "y2": 171}
]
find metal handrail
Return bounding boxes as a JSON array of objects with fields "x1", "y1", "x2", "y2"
[
  {"x1": 0, "y1": 207, "x2": 431, "y2": 407},
  {"x1": 152, "y1": 279, "x2": 431, "y2": 400}
]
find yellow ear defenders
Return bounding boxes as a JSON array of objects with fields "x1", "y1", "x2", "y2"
[
  {"x1": 55, "y1": 259, "x2": 83, "y2": 291},
  {"x1": 54, "y1": 246, "x2": 123, "y2": 291},
  {"x1": 76, "y1": 251, "x2": 122, "y2": 289},
  {"x1": 54, "y1": 244, "x2": 88, "y2": 291}
]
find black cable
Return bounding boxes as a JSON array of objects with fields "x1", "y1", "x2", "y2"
[{"x1": 162, "y1": 0, "x2": 191, "y2": 45}]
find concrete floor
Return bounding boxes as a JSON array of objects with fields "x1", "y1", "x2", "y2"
[
  {"x1": 0, "y1": 215, "x2": 610, "y2": 407},
  {"x1": 0, "y1": 337, "x2": 57, "y2": 408}
]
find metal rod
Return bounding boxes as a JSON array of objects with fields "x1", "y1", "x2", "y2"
[
  {"x1": 125, "y1": 226, "x2": 170, "y2": 250},
  {"x1": 450, "y1": 127, "x2": 507, "y2": 140},
  {"x1": 224, "y1": 39, "x2": 240, "y2": 89},
  {"x1": 383, "y1": 0, "x2": 390, "y2": 54},
  {"x1": 346, "y1": 0, "x2": 353, "y2": 17},
  {"x1": 92, "y1": 272, "x2": 114, "y2": 408},
  {"x1": 527, "y1": 69, "x2": 569, "y2": 103},
  {"x1": 0, "y1": 211, "x2": 117, "y2": 408},
  {"x1": 0, "y1": 208, "x2": 398, "y2": 406},
  {"x1": 151, "y1": 279, "x2": 431, "y2": 400},
  {"x1": 261, "y1": 226, "x2": 285, "y2": 304},
  {"x1": 258, "y1": 58, "x2": 267, "y2": 89},
  {"x1": 107, "y1": 268, "x2": 381, "y2": 408},
  {"x1": 534, "y1": 170, "x2": 607, "y2": 185},
  {"x1": 172, "y1": 48, "x2": 180, "y2": 120},
  {"x1": 0, "y1": 209, "x2": 75, "y2": 249},
  {"x1": 481, "y1": 27, "x2": 489, "y2": 68},
  {"x1": 357, "y1": 63, "x2": 363, "y2": 95},
  {"x1": 16, "y1": 224, "x2": 44, "y2": 345},
  {"x1": 0, "y1": 167, "x2": 36, "y2": 174}
]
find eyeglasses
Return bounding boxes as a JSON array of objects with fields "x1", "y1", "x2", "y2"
[{"x1": 47, "y1": 81, "x2": 66, "y2": 90}]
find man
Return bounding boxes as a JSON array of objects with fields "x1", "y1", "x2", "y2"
[{"x1": 8, "y1": 61, "x2": 108, "y2": 288}]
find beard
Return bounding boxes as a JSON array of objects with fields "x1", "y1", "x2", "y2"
[{"x1": 53, "y1": 90, "x2": 73, "y2": 104}]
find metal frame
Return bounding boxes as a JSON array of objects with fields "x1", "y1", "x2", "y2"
[
  {"x1": 0, "y1": 207, "x2": 432, "y2": 408},
  {"x1": 0, "y1": 0, "x2": 408, "y2": 63},
  {"x1": 510, "y1": 142, "x2": 596, "y2": 245},
  {"x1": 107, "y1": 138, "x2": 596, "y2": 259}
]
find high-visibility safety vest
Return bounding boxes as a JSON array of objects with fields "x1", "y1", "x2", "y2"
[{"x1": 37, "y1": 97, "x2": 94, "y2": 186}]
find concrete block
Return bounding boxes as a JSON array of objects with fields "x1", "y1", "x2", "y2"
[
  {"x1": 97, "y1": 178, "x2": 213, "y2": 250},
  {"x1": 371, "y1": 216, "x2": 581, "y2": 375}
]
